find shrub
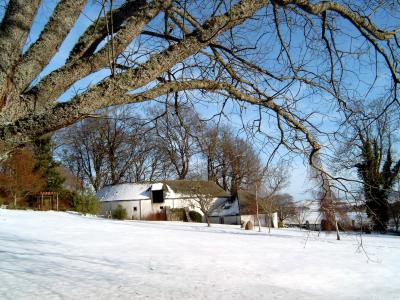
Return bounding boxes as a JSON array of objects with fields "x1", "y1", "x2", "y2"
[
  {"x1": 57, "y1": 189, "x2": 76, "y2": 210},
  {"x1": 112, "y1": 204, "x2": 127, "y2": 220},
  {"x1": 320, "y1": 219, "x2": 333, "y2": 231},
  {"x1": 245, "y1": 220, "x2": 254, "y2": 230},
  {"x1": 6, "y1": 203, "x2": 16, "y2": 209},
  {"x1": 189, "y1": 210, "x2": 202, "y2": 223},
  {"x1": 71, "y1": 191, "x2": 100, "y2": 215},
  {"x1": 168, "y1": 208, "x2": 186, "y2": 221}
]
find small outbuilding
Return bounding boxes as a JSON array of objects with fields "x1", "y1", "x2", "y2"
[
  {"x1": 236, "y1": 190, "x2": 278, "y2": 228},
  {"x1": 208, "y1": 196, "x2": 240, "y2": 225}
]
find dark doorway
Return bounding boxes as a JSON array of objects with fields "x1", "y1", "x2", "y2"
[{"x1": 152, "y1": 190, "x2": 164, "y2": 203}]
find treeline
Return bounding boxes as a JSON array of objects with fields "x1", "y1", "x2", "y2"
[
  {"x1": 0, "y1": 136, "x2": 98, "y2": 213},
  {"x1": 56, "y1": 104, "x2": 263, "y2": 194},
  {"x1": 0, "y1": 137, "x2": 63, "y2": 207}
]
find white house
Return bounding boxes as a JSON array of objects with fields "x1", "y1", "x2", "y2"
[
  {"x1": 235, "y1": 190, "x2": 278, "y2": 228},
  {"x1": 208, "y1": 196, "x2": 240, "y2": 225},
  {"x1": 97, "y1": 180, "x2": 232, "y2": 221}
]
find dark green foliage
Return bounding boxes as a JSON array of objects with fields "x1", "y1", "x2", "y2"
[
  {"x1": 112, "y1": 204, "x2": 127, "y2": 220},
  {"x1": 189, "y1": 210, "x2": 203, "y2": 223},
  {"x1": 71, "y1": 191, "x2": 100, "y2": 215},
  {"x1": 389, "y1": 201, "x2": 400, "y2": 232},
  {"x1": 58, "y1": 190, "x2": 76, "y2": 209},
  {"x1": 356, "y1": 133, "x2": 400, "y2": 232},
  {"x1": 33, "y1": 136, "x2": 65, "y2": 191}
]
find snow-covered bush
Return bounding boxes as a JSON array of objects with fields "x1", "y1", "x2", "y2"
[{"x1": 112, "y1": 205, "x2": 127, "y2": 220}]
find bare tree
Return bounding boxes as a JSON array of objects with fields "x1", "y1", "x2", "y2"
[
  {"x1": 0, "y1": 0, "x2": 397, "y2": 180},
  {"x1": 57, "y1": 108, "x2": 165, "y2": 190},
  {"x1": 293, "y1": 204, "x2": 311, "y2": 228},
  {"x1": 188, "y1": 184, "x2": 218, "y2": 227},
  {"x1": 273, "y1": 193, "x2": 297, "y2": 225},
  {"x1": 259, "y1": 163, "x2": 289, "y2": 233},
  {"x1": 59, "y1": 118, "x2": 108, "y2": 191},
  {"x1": 150, "y1": 103, "x2": 202, "y2": 180},
  {"x1": 199, "y1": 125, "x2": 262, "y2": 194},
  {"x1": 198, "y1": 125, "x2": 219, "y2": 182}
]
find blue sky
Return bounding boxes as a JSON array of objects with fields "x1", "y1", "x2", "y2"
[{"x1": 2, "y1": 0, "x2": 398, "y2": 200}]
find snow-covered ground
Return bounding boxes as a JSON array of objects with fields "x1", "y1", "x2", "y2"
[{"x1": 1, "y1": 209, "x2": 399, "y2": 300}]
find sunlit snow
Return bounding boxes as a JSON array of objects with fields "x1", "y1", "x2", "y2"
[{"x1": 1, "y1": 209, "x2": 399, "y2": 299}]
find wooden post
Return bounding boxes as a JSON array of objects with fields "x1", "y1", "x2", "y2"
[
  {"x1": 56, "y1": 193, "x2": 59, "y2": 211},
  {"x1": 41, "y1": 193, "x2": 43, "y2": 210},
  {"x1": 255, "y1": 182, "x2": 261, "y2": 232}
]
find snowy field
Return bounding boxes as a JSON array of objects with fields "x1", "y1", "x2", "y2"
[{"x1": 1, "y1": 209, "x2": 399, "y2": 300}]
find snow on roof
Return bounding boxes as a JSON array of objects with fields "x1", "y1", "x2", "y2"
[
  {"x1": 97, "y1": 180, "x2": 231, "y2": 202},
  {"x1": 164, "y1": 180, "x2": 230, "y2": 197},
  {"x1": 151, "y1": 183, "x2": 163, "y2": 191},
  {"x1": 209, "y1": 198, "x2": 239, "y2": 217},
  {"x1": 96, "y1": 183, "x2": 152, "y2": 202}
]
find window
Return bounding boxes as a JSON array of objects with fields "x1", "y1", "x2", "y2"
[
  {"x1": 133, "y1": 207, "x2": 137, "y2": 211},
  {"x1": 152, "y1": 190, "x2": 164, "y2": 203},
  {"x1": 160, "y1": 206, "x2": 164, "y2": 210}
]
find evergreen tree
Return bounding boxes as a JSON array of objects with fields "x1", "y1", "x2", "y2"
[
  {"x1": 356, "y1": 133, "x2": 400, "y2": 231},
  {"x1": 33, "y1": 136, "x2": 65, "y2": 192}
]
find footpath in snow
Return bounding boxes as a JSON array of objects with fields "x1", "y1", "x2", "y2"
[{"x1": 0, "y1": 209, "x2": 399, "y2": 300}]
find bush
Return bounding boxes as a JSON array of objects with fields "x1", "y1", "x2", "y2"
[
  {"x1": 57, "y1": 189, "x2": 76, "y2": 210},
  {"x1": 168, "y1": 208, "x2": 186, "y2": 221},
  {"x1": 6, "y1": 203, "x2": 17, "y2": 209},
  {"x1": 189, "y1": 210, "x2": 202, "y2": 223},
  {"x1": 71, "y1": 191, "x2": 100, "y2": 215},
  {"x1": 112, "y1": 204, "x2": 127, "y2": 220},
  {"x1": 320, "y1": 219, "x2": 333, "y2": 231},
  {"x1": 245, "y1": 221, "x2": 254, "y2": 230}
]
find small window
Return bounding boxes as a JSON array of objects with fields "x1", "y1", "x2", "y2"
[
  {"x1": 160, "y1": 206, "x2": 164, "y2": 210},
  {"x1": 133, "y1": 207, "x2": 137, "y2": 211}
]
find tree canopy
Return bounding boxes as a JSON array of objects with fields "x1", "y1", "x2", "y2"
[{"x1": 0, "y1": 0, "x2": 398, "y2": 168}]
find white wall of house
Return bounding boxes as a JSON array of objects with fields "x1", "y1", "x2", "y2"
[
  {"x1": 241, "y1": 213, "x2": 278, "y2": 228},
  {"x1": 100, "y1": 197, "x2": 214, "y2": 220},
  {"x1": 209, "y1": 215, "x2": 240, "y2": 225},
  {"x1": 98, "y1": 182, "x2": 234, "y2": 221}
]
